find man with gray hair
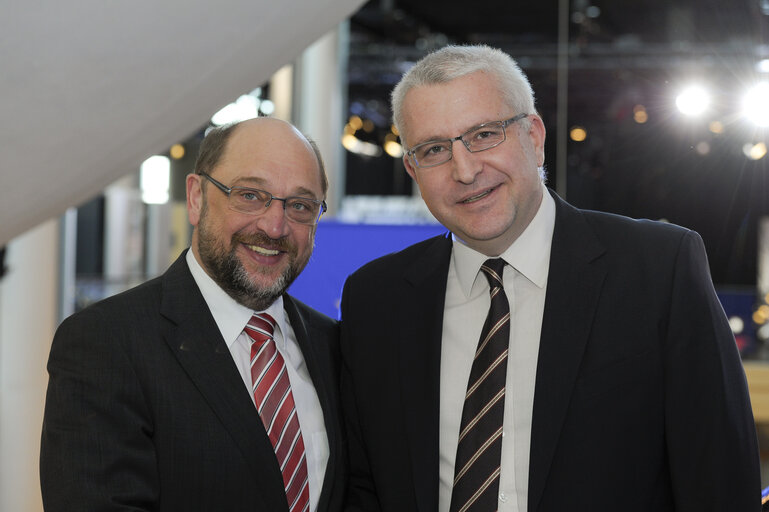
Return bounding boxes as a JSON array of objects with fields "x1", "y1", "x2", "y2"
[{"x1": 340, "y1": 45, "x2": 759, "y2": 511}]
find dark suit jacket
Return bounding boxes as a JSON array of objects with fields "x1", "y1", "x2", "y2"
[
  {"x1": 40, "y1": 250, "x2": 346, "y2": 511},
  {"x1": 340, "y1": 191, "x2": 760, "y2": 511}
]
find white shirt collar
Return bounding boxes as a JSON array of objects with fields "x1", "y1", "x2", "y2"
[
  {"x1": 185, "y1": 249, "x2": 287, "y2": 347},
  {"x1": 452, "y1": 183, "x2": 555, "y2": 297}
]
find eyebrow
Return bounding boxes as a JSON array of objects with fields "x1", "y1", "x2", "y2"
[
  {"x1": 231, "y1": 176, "x2": 321, "y2": 199},
  {"x1": 412, "y1": 118, "x2": 501, "y2": 147}
]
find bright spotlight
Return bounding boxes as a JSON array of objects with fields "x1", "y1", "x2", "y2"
[
  {"x1": 742, "y1": 83, "x2": 769, "y2": 127},
  {"x1": 675, "y1": 86, "x2": 710, "y2": 116},
  {"x1": 140, "y1": 155, "x2": 170, "y2": 205},
  {"x1": 211, "y1": 94, "x2": 259, "y2": 126}
]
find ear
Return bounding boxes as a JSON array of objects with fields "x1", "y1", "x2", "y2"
[
  {"x1": 403, "y1": 154, "x2": 419, "y2": 184},
  {"x1": 527, "y1": 114, "x2": 547, "y2": 167},
  {"x1": 186, "y1": 173, "x2": 203, "y2": 227}
]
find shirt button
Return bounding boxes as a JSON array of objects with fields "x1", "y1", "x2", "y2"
[{"x1": 499, "y1": 492, "x2": 507, "y2": 503}]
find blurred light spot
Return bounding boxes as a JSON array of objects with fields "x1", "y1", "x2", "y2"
[
  {"x1": 708, "y1": 121, "x2": 724, "y2": 134},
  {"x1": 570, "y1": 126, "x2": 587, "y2": 142},
  {"x1": 342, "y1": 134, "x2": 382, "y2": 157},
  {"x1": 384, "y1": 140, "x2": 404, "y2": 158},
  {"x1": 743, "y1": 142, "x2": 767, "y2": 160},
  {"x1": 757, "y1": 59, "x2": 769, "y2": 74},
  {"x1": 349, "y1": 115, "x2": 363, "y2": 131},
  {"x1": 695, "y1": 141, "x2": 711, "y2": 155},
  {"x1": 362, "y1": 119, "x2": 375, "y2": 133},
  {"x1": 259, "y1": 99, "x2": 275, "y2": 116},
  {"x1": 742, "y1": 83, "x2": 769, "y2": 127},
  {"x1": 169, "y1": 144, "x2": 185, "y2": 160},
  {"x1": 586, "y1": 5, "x2": 601, "y2": 18},
  {"x1": 384, "y1": 133, "x2": 403, "y2": 157},
  {"x1": 391, "y1": 124, "x2": 400, "y2": 136},
  {"x1": 676, "y1": 85, "x2": 710, "y2": 116},
  {"x1": 633, "y1": 105, "x2": 648, "y2": 123},
  {"x1": 729, "y1": 316, "x2": 745, "y2": 334}
]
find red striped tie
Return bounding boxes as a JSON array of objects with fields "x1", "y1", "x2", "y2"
[{"x1": 246, "y1": 312, "x2": 310, "y2": 512}]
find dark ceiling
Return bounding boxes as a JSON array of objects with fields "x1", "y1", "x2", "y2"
[{"x1": 344, "y1": 0, "x2": 769, "y2": 286}]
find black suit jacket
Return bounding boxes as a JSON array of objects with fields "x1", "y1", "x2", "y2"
[
  {"x1": 340, "y1": 191, "x2": 760, "y2": 511},
  {"x1": 40, "y1": 251, "x2": 346, "y2": 511}
]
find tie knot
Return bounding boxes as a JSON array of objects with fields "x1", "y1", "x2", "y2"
[
  {"x1": 245, "y1": 312, "x2": 276, "y2": 343},
  {"x1": 480, "y1": 258, "x2": 506, "y2": 289}
]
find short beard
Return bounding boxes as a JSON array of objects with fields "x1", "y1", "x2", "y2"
[{"x1": 196, "y1": 204, "x2": 311, "y2": 311}]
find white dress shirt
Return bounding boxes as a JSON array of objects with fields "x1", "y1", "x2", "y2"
[
  {"x1": 439, "y1": 184, "x2": 555, "y2": 512},
  {"x1": 186, "y1": 250, "x2": 329, "y2": 512}
]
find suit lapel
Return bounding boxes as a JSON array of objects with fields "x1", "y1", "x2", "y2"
[
  {"x1": 283, "y1": 295, "x2": 339, "y2": 512},
  {"x1": 283, "y1": 295, "x2": 332, "y2": 422},
  {"x1": 397, "y1": 234, "x2": 453, "y2": 512},
  {"x1": 527, "y1": 193, "x2": 607, "y2": 512},
  {"x1": 158, "y1": 252, "x2": 287, "y2": 509}
]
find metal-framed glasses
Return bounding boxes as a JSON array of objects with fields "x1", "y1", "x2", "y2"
[
  {"x1": 200, "y1": 172, "x2": 327, "y2": 225},
  {"x1": 406, "y1": 113, "x2": 529, "y2": 169}
]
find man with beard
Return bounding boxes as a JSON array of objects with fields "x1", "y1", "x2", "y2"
[{"x1": 40, "y1": 117, "x2": 346, "y2": 512}]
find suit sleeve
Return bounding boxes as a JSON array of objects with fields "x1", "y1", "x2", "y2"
[
  {"x1": 663, "y1": 230, "x2": 761, "y2": 510},
  {"x1": 40, "y1": 308, "x2": 158, "y2": 511},
  {"x1": 339, "y1": 276, "x2": 383, "y2": 512}
]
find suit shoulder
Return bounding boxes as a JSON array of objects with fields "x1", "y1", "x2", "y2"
[
  {"x1": 578, "y1": 207, "x2": 695, "y2": 247},
  {"x1": 349, "y1": 233, "x2": 450, "y2": 280},
  {"x1": 60, "y1": 274, "x2": 164, "y2": 329}
]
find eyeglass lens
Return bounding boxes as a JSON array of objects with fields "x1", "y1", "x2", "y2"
[
  {"x1": 229, "y1": 188, "x2": 322, "y2": 224},
  {"x1": 411, "y1": 121, "x2": 507, "y2": 167}
]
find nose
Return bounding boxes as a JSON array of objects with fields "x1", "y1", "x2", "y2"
[
  {"x1": 449, "y1": 141, "x2": 481, "y2": 184},
  {"x1": 254, "y1": 199, "x2": 290, "y2": 239}
]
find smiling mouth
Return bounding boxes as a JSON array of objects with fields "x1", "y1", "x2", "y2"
[
  {"x1": 245, "y1": 244, "x2": 280, "y2": 256},
  {"x1": 460, "y1": 187, "x2": 496, "y2": 204}
]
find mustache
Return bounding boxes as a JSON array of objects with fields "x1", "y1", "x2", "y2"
[{"x1": 232, "y1": 231, "x2": 295, "y2": 252}]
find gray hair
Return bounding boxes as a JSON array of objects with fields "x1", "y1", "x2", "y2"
[{"x1": 391, "y1": 45, "x2": 537, "y2": 141}]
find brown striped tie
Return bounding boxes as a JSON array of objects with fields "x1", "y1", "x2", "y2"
[
  {"x1": 449, "y1": 258, "x2": 510, "y2": 512},
  {"x1": 246, "y1": 312, "x2": 310, "y2": 512}
]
